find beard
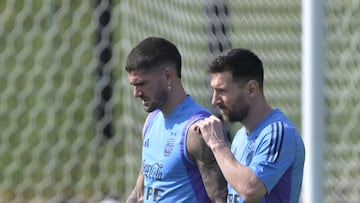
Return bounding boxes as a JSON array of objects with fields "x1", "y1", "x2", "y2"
[
  {"x1": 220, "y1": 103, "x2": 248, "y2": 123},
  {"x1": 142, "y1": 86, "x2": 168, "y2": 113}
]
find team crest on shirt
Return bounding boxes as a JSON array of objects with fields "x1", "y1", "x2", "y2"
[
  {"x1": 246, "y1": 140, "x2": 257, "y2": 165},
  {"x1": 163, "y1": 138, "x2": 175, "y2": 156}
]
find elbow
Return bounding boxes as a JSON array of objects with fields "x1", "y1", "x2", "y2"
[
  {"x1": 242, "y1": 184, "x2": 267, "y2": 203},
  {"x1": 242, "y1": 195, "x2": 261, "y2": 203},
  {"x1": 241, "y1": 189, "x2": 262, "y2": 203},
  {"x1": 240, "y1": 181, "x2": 266, "y2": 203}
]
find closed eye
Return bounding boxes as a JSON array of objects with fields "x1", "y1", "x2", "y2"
[{"x1": 131, "y1": 81, "x2": 145, "y2": 87}]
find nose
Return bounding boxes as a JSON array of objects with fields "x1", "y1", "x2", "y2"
[
  {"x1": 133, "y1": 86, "x2": 142, "y2": 97},
  {"x1": 211, "y1": 91, "x2": 220, "y2": 106}
]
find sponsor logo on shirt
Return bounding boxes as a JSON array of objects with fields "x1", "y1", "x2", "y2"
[{"x1": 143, "y1": 161, "x2": 163, "y2": 180}]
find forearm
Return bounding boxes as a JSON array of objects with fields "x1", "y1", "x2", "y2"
[
  {"x1": 211, "y1": 144, "x2": 266, "y2": 202},
  {"x1": 189, "y1": 124, "x2": 227, "y2": 202},
  {"x1": 200, "y1": 163, "x2": 227, "y2": 202},
  {"x1": 126, "y1": 169, "x2": 144, "y2": 203},
  {"x1": 125, "y1": 190, "x2": 138, "y2": 203},
  {"x1": 126, "y1": 188, "x2": 143, "y2": 203}
]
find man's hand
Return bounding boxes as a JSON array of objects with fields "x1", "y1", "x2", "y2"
[{"x1": 194, "y1": 115, "x2": 227, "y2": 150}]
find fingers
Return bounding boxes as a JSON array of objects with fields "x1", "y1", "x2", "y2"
[
  {"x1": 194, "y1": 115, "x2": 222, "y2": 134},
  {"x1": 206, "y1": 115, "x2": 222, "y2": 122},
  {"x1": 194, "y1": 125, "x2": 201, "y2": 134},
  {"x1": 203, "y1": 115, "x2": 222, "y2": 126},
  {"x1": 200, "y1": 115, "x2": 220, "y2": 123}
]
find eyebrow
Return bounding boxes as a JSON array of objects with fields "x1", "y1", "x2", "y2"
[{"x1": 130, "y1": 80, "x2": 146, "y2": 86}]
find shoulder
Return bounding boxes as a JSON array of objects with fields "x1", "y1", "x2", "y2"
[
  {"x1": 142, "y1": 110, "x2": 161, "y2": 136},
  {"x1": 261, "y1": 120, "x2": 298, "y2": 137},
  {"x1": 259, "y1": 121, "x2": 301, "y2": 152},
  {"x1": 266, "y1": 109, "x2": 300, "y2": 135},
  {"x1": 187, "y1": 121, "x2": 204, "y2": 147},
  {"x1": 186, "y1": 120, "x2": 215, "y2": 163},
  {"x1": 186, "y1": 122, "x2": 216, "y2": 165}
]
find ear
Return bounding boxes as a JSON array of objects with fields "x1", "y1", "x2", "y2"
[
  {"x1": 247, "y1": 80, "x2": 258, "y2": 96},
  {"x1": 163, "y1": 66, "x2": 174, "y2": 82}
]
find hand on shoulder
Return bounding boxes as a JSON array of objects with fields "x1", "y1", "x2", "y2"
[{"x1": 186, "y1": 121, "x2": 216, "y2": 163}]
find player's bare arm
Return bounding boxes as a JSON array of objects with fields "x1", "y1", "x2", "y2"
[
  {"x1": 196, "y1": 116, "x2": 267, "y2": 202},
  {"x1": 126, "y1": 169, "x2": 144, "y2": 203},
  {"x1": 186, "y1": 122, "x2": 227, "y2": 203}
]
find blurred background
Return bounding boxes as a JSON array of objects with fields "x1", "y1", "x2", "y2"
[{"x1": 0, "y1": 0, "x2": 359, "y2": 202}]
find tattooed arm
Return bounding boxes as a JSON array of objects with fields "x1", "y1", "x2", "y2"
[{"x1": 186, "y1": 122, "x2": 228, "y2": 203}]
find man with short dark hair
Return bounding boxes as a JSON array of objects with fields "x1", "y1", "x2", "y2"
[
  {"x1": 125, "y1": 37, "x2": 227, "y2": 203},
  {"x1": 196, "y1": 48, "x2": 305, "y2": 203}
]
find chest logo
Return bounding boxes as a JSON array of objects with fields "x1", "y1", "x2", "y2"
[
  {"x1": 143, "y1": 162, "x2": 163, "y2": 180},
  {"x1": 163, "y1": 138, "x2": 175, "y2": 156}
]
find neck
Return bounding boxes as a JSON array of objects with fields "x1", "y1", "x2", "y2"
[
  {"x1": 161, "y1": 83, "x2": 187, "y2": 116},
  {"x1": 244, "y1": 100, "x2": 272, "y2": 133}
]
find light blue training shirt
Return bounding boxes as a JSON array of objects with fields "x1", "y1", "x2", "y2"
[
  {"x1": 141, "y1": 96, "x2": 212, "y2": 203},
  {"x1": 228, "y1": 109, "x2": 305, "y2": 203}
]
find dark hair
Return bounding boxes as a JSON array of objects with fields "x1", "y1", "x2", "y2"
[
  {"x1": 207, "y1": 48, "x2": 264, "y2": 89},
  {"x1": 125, "y1": 37, "x2": 182, "y2": 78}
]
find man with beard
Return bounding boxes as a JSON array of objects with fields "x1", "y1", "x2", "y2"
[
  {"x1": 195, "y1": 48, "x2": 305, "y2": 203},
  {"x1": 125, "y1": 37, "x2": 227, "y2": 203}
]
